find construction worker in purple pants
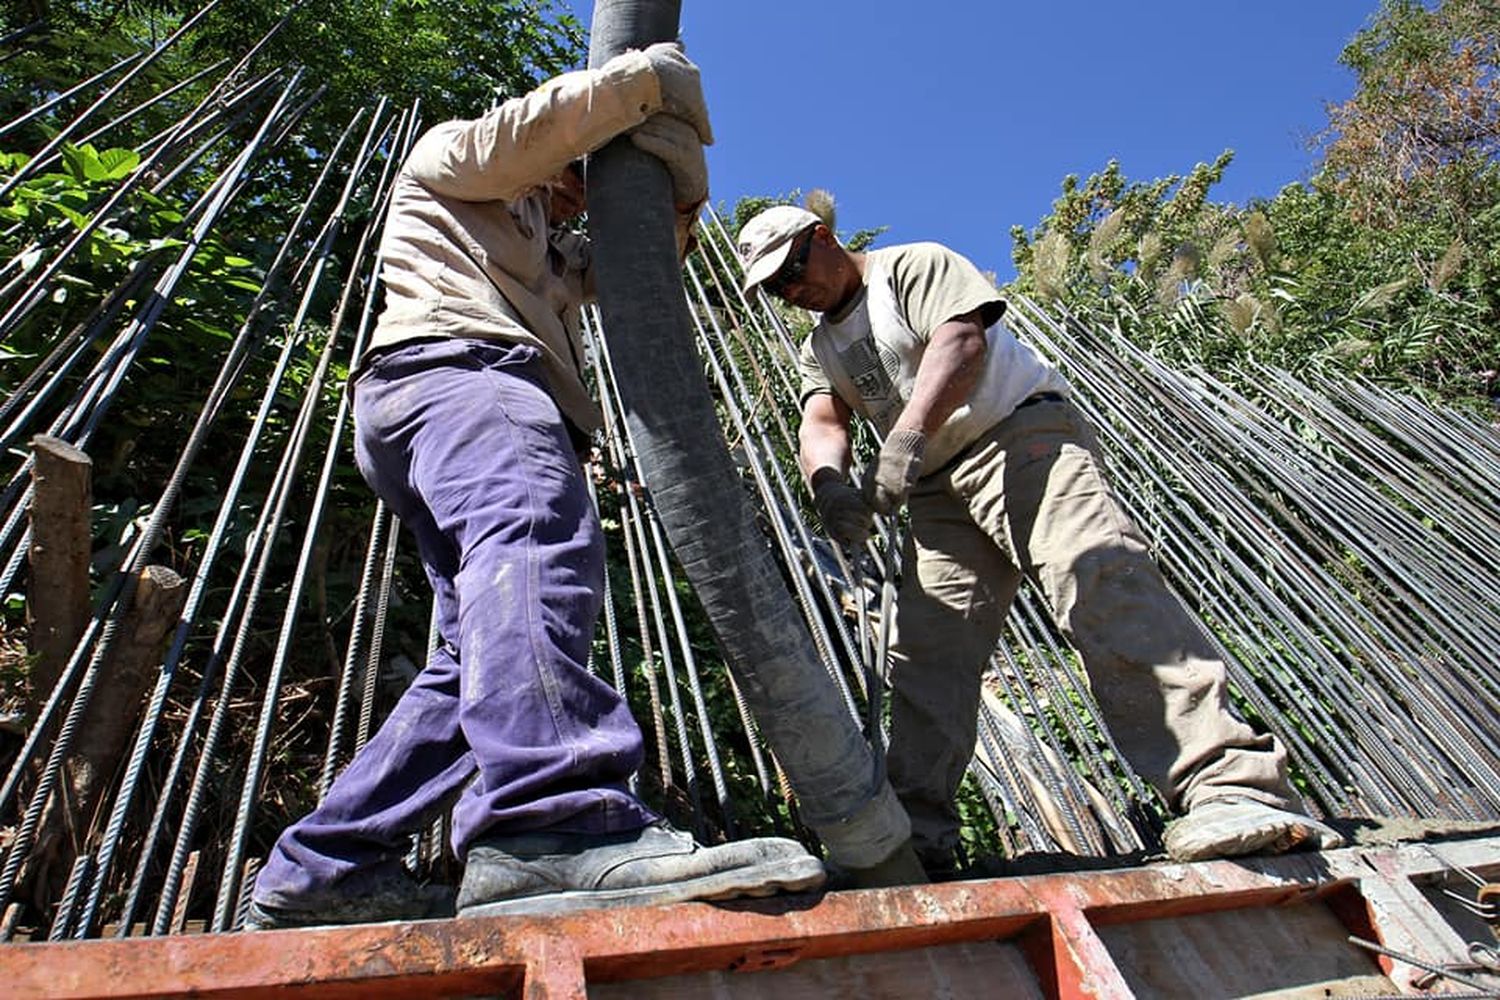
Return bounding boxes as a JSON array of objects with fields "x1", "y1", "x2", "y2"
[{"x1": 247, "y1": 47, "x2": 823, "y2": 929}]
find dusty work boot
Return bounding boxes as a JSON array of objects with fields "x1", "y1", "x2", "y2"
[
  {"x1": 914, "y1": 844, "x2": 961, "y2": 883},
  {"x1": 456, "y1": 820, "x2": 826, "y2": 918},
  {"x1": 1163, "y1": 797, "x2": 1345, "y2": 862},
  {"x1": 825, "y1": 839, "x2": 931, "y2": 890},
  {"x1": 839, "y1": 840, "x2": 932, "y2": 889},
  {"x1": 244, "y1": 865, "x2": 455, "y2": 930}
]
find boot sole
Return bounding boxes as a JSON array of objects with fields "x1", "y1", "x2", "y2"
[
  {"x1": 1164, "y1": 814, "x2": 1342, "y2": 862},
  {"x1": 244, "y1": 891, "x2": 456, "y2": 930},
  {"x1": 457, "y1": 857, "x2": 828, "y2": 919}
]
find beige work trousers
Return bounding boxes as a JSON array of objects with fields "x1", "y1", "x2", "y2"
[{"x1": 886, "y1": 398, "x2": 1300, "y2": 858}]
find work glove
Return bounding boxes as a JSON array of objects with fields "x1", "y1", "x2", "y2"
[
  {"x1": 629, "y1": 113, "x2": 708, "y2": 208},
  {"x1": 810, "y1": 467, "x2": 874, "y2": 549},
  {"x1": 674, "y1": 207, "x2": 701, "y2": 259},
  {"x1": 641, "y1": 42, "x2": 714, "y2": 145},
  {"x1": 862, "y1": 429, "x2": 926, "y2": 515}
]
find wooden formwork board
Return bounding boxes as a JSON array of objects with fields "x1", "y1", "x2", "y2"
[{"x1": 2, "y1": 834, "x2": 1495, "y2": 999}]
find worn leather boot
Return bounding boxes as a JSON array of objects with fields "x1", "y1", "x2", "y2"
[
  {"x1": 840, "y1": 839, "x2": 930, "y2": 889},
  {"x1": 458, "y1": 821, "x2": 826, "y2": 918},
  {"x1": 244, "y1": 865, "x2": 455, "y2": 930},
  {"x1": 1163, "y1": 797, "x2": 1344, "y2": 862}
]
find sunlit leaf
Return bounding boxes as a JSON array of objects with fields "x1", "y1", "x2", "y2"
[
  {"x1": 59, "y1": 144, "x2": 90, "y2": 183},
  {"x1": 97, "y1": 148, "x2": 141, "y2": 180}
]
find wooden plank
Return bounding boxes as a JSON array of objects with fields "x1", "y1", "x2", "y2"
[{"x1": 26, "y1": 434, "x2": 92, "y2": 709}]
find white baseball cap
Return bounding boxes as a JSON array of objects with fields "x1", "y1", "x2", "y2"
[{"x1": 737, "y1": 205, "x2": 821, "y2": 294}]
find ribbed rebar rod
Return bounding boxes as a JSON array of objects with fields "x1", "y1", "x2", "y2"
[
  {"x1": 323, "y1": 502, "x2": 391, "y2": 794},
  {"x1": 0, "y1": 0, "x2": 228, "y2": 201},
  {"x1": 0, "y1": 72, "x2": 307, "y2": 922},
  {"x1": 210, "y1": 100, "x2": 398, "y2": 931},
  {"x1": 354, "y1": 510, "x2": 402, "y2": 753},
  {"x1": 0, "y1": 51, "x2": 142, "y2": 139}
]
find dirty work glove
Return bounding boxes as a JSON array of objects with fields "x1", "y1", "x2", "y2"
[
  {"x1": 810, "y1": 467, "x2": 874, "y2": 549},
  {"x1": 629, "y1": 114, "x2": 708, "y2": 208},
  {"x1": 674, "y1": 207, "x2": 701, "y2": 259},
  {"x1": 641, "y1": 42, "x2": 714, "y2": 145},
  {"x1": 863, "y1": 429, "x2": 926, "y2": 515}
]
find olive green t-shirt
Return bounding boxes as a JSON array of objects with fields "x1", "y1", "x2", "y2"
[
  {"x1": 797, "y1": 242, "x2": 1069, "y2": 468},
  {"x1": 798, "y1": 243, "x2": 1004, "y2": 405}
]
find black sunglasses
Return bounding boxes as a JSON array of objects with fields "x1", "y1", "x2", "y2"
[{"x1": 764, "y1": 230, "x2": 813, "y2": 295}]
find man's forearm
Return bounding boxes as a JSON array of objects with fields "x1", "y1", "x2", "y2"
[
  {"x1": 893, "y1": 316, "x2": 987, "y2": 435},
  {"x1": 406, "y1": 53, "x2": 660, "y2": 202},
  {"x1": 799, "y1": 408, "x2": 853, "y2": 480},
  {"x1": 800, "y1": 434, "x2": 851, "y2": 480}
]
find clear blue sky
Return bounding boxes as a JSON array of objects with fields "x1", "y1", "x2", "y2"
[{"x1": 561, "y1": 1, "x2": 1380, "y2": 282}]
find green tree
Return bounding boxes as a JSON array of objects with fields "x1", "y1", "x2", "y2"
[
  {"x1": 1318, "y1": 0, "x2": 1499, "y2": 228},
  {"x1": 1008, "y1": 0, "x2": 1499, "y2": 405},
  {"x1": 1, "y1": 2, "x2": 584, "y2": 142}
]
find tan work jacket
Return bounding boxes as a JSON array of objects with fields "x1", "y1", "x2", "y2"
[{"x1": 365, "y1": 52, "x2": 663, "y2": 435}]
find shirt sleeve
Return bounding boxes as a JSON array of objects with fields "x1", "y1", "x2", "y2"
[
  {"x1": 404, "y1": 53, "x2": 661, "y2": 202},
  {"x1": 883, "y1": 243, "x2": 1007, "y2": 338},
  {"x1": 797, "y1": 335, "x2": 833, "y2": 407}
]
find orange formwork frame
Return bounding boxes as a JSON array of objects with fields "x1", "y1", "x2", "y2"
[{"x1": 3, "y1": 833, "x2": 1496, "y2": 999}]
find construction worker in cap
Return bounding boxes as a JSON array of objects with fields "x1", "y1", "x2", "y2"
[
  {"x1": 738, "y1": 204, "x2": 1344, "y2": 875},
  {"x1": 245, "y1": 49, "x2": 825, "y2": 930}
]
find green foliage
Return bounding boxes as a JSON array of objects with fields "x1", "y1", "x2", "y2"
[
  {"x1": 1, "y1": 2, "x2": 584, "y2": 143},
  {"x1": 0, "y1": 139, "x2": 266, "y2": 414},
  {"x1": 1, "y1": 2, "x2": 585, "y2": 277},
  {"x1": 193, "y1": 0, "x2": 583, "y2": 125},
  {"x1": 1318, "y1": 0, "x2": 1500, "y2": 228},
  {"x1": 1010, "y1": 87, "x2": 1498, "y2": 403},
  {"x1": 1010, "y1": 152, "x2": 1237, "y2": 312},
  {"x1": 954, "y1": 771, "x2": 1005, "y2": 865}
]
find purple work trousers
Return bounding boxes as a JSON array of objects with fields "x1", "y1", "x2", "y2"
[{"x1": 255, "y1": 337, "x2": 656, "y2": 903}]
